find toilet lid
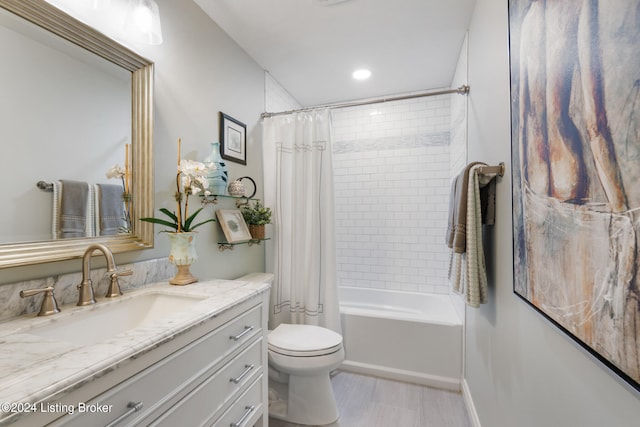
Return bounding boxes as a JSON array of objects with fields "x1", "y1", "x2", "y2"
[{"x1": 268, "y1": 324, "x2": 343, "y2": 357}]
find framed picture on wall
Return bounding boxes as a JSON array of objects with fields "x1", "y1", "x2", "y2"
[
  {"x1": 215, "y1": 209, "x2": 252, "y2": 243},
  {"x1": 508, "y1": 0, "x2": 640, "y2": 392},
  {"x1": 220, "y1": 112, "x2": 247, "y2": 165}
]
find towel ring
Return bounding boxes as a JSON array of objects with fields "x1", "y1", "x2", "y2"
[{"x1": 236, "y1": 176, "x2": 257, "y2": 199}]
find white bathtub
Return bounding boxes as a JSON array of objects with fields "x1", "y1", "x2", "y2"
[{"x1": 339, "y1": 286, "x2": 463, "y2": 391}]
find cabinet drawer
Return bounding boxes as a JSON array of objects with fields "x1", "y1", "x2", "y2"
[
  {"x1": 209, "y1": 376, "x2": 264, "y2": 427},
  {"x1": 149, "y1": 338, "x2": 263, "y2": 426},
  {"x1": 58, "y1": 303, "x2": 262, "y2": 427}
]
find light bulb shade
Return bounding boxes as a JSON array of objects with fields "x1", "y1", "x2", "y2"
[{"x1": 124, "y1": 0, "x2": 163, "y2": 45}]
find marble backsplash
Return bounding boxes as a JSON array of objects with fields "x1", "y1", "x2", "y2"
[{"x1": 0, "y1": 258, "x2": 175, "y2": 323}]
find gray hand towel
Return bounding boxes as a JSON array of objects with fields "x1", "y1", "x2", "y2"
[
  {"x1": 59, "y1": 180, "x2": 90, "y2": 238},
  {"x1": 96, "y1": 183, "x2": 124, "y2": 236}
]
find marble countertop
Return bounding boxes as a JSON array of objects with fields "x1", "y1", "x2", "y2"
[{"x1": 0, "y1": 275, "x2": 271, "y2": 424}]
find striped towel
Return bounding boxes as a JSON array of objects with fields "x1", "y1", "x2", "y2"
[
  {"x1": 448, "y1": 164, "x2": 496, "y2": 308},
  {"x1": 95, "y1": 183, "x2": 124, "y2": 236},
  {"x1": 52, "y1": 180, "x2": 95, "y2": 239}
]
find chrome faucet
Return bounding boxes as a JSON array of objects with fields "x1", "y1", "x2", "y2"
[{"x1": 77, "y1": 244, "x2": 132, "y2": 306}]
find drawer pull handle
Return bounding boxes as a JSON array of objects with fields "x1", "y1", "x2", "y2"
[
  {"x1": 230, "y1": 364, "x2": 255, "y2": 384},
  {"x1": 229, "y1": 325, "x2": 254, "y2": 341},
  {"x1": 105, "y1": 401, "x2": 143, "y2": 427},
  {"x1": 230, "y1": 405, "x2": 255, "y2": 427}
]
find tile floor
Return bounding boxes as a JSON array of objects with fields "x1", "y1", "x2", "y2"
[{"x1": 268, "y1": 371, "x2": 472, "y2": 427}]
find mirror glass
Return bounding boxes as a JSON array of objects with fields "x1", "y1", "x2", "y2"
[
  {"x1": 0, "y1": 9, "x2": 131, "y2": 243},
  {"x1": 0, "y1": 0, "x2": 154, "y2": 267}
]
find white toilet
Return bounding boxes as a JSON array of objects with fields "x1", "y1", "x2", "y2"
[{"x1": 267, "y1": 323, "x2": 345, "y2": 425}]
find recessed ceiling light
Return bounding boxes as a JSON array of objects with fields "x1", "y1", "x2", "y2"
[{"x1": 352, "y1": 69, "x2": 371, "y2": 80}]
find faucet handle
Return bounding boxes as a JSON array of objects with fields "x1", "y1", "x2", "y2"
[
  {"x1": 115, "y1": 269, "x2": 133, "y2": 277},
  {"x1": 20, "y1": 286, "x2": 61, "y2": 316},
  {"x1": 105, "y1": 269, "x2": 133, "y2": 298}
]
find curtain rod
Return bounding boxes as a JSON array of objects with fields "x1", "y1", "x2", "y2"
[{"x1": 261, "y1": 85, "x2": 470, "y2": 118}]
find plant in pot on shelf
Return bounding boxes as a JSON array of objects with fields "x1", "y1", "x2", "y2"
[
  {"x1": 141, "y1": 139, "x2": 216, "y2": 285},
  {"x1": 241, "y1": 200, "x2": 272, "y2": 240}
]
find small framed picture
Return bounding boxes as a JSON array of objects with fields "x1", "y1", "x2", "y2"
[
  {"x1": 220, "y1": 112, "x2": 247, "y2": 165},
  {"x1": 215, "y1": 209, "x2": 252, "y2": 243}
]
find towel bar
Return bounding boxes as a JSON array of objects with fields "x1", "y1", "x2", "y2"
[
  {"x1": 37, "y1": 181, "x2": 54, "y2": 192},
  {"x1": 477, "y1": 162, "x2": 505, "y2": 177}
]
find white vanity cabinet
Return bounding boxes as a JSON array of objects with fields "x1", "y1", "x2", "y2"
[{"x1": 41, "y1": 291, "x2": 269, "y2": 427}]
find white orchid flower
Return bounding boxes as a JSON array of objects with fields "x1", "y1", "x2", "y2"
[
  {"x1": 141, "y1": 140, "x2": 218, "y2": 233},
  {"x1": 196, "y1": 175, "x2": 209, "y2": 188},
  {"x1": 179, "y1": 159, "x2": 207, "y2": 175},
  {"x1": 106, "y1": 164, "x2": 125, "y2": 179},
  {"x1": 180, "y1": 174, "x2": 192, "y2": 189},
  {"x1": 178, "y1": 159, "x2": 211, "y2": 198}
]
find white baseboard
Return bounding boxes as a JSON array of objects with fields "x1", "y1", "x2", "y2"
[
  {"x1": 462, "y1": 378, "x2": 481, "y2": 427},
  {"x1": 340, "y1": 360, "x2": 461, "y2": 392}
]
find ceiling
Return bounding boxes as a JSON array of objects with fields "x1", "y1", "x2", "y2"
[{"x1": 194, "y1": 0, "x2": 476, "y2": 108}]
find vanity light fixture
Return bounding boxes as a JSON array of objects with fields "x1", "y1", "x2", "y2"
[
  {"x1": 124, "y1": 0, "x2": 163, "y2": 45},
  {"x1": 352, "y1": 69, "x2": 372, "y2": 80}
]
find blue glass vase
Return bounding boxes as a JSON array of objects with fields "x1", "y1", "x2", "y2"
[{"x1": 205, "y1": 142, "x2": 228, "y2": 195}]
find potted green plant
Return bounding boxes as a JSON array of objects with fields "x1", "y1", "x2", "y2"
[{"x1": 241, "y1": 200, "x2": 272, "y2": 240}]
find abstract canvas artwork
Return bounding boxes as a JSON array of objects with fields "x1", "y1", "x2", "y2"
[{"x1": 509, "y1": 0, "x2": 640, "y2": 391}]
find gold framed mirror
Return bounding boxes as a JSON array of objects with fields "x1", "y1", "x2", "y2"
[{"x1": 0, "y1": 0, "x2": 154, "y2": 268}]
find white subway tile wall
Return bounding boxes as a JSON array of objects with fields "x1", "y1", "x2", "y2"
[
  {"x1": 332, "y1": 96, "x2": 452, "y2": 294},
  {"x1": 264, "y1": 76, "x2": 465, "y2": 296},
  {"x1": 449, "y1": 38, "x2": 469, "y2": 315},
  {"x1": 449, "y1": 91, "x2": 467, "y2": 176}
]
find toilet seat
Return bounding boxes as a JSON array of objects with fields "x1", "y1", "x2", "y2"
[{"x1": 268, "y1": 324, "x2": 343, "y2": 357}]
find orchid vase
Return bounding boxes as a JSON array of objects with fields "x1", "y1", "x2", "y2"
[{"x1": 167, "y1": 231, "x2": 198, "y2": 285}]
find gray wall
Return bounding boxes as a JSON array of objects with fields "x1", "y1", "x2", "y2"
[
  {"x1": 465, "y1": 0, "x2": 640, "y2": 426},
  {"x1": 1, "y1": 0, "x2": 265, "y2": 284}
]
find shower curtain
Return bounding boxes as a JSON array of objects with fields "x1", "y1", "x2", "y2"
[{"x1": 262, "y1": 109, "x2": 341, "y2": 334}]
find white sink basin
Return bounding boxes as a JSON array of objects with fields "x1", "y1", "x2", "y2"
[{"x1": 26, "y1": 292, "x2": 206, "y2": 346}]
